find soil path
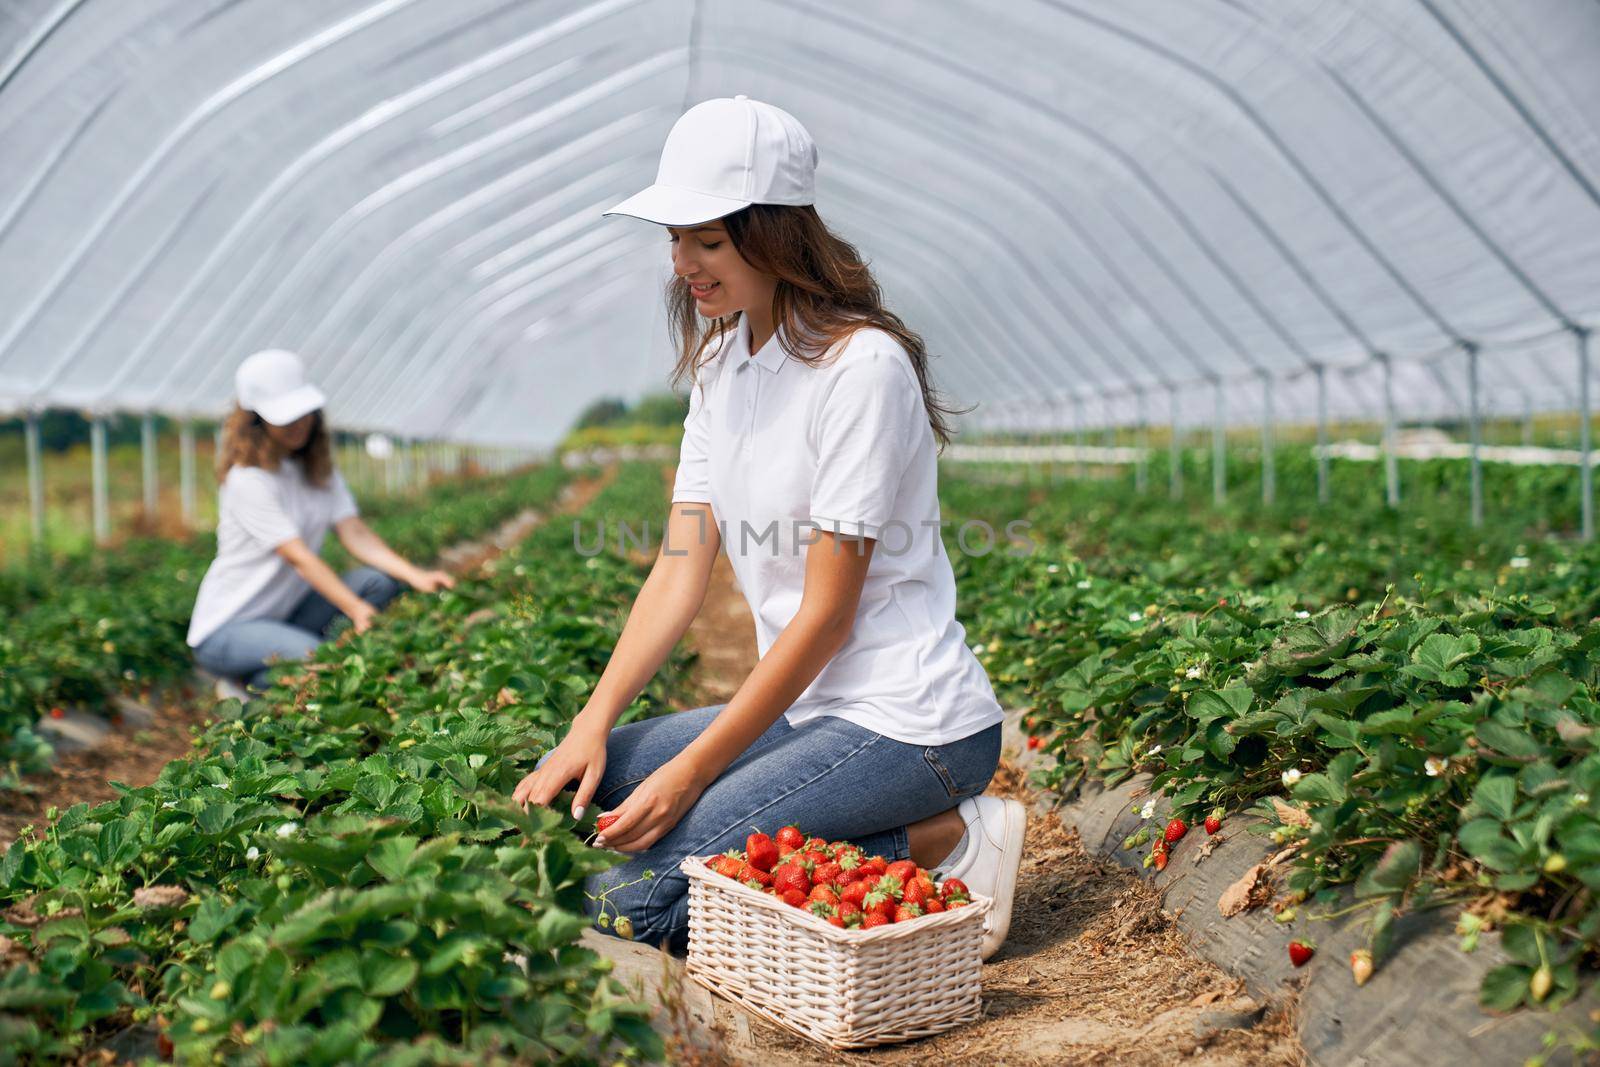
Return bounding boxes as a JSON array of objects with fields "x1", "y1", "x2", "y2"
[
  {"x1": 0, "y1": 468, "x2": 613, "y2": 851},
  {"x1": 670, "y1": 515, "x2": 1306, "y2": 1066}
]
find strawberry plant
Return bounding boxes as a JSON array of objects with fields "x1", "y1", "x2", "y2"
[{"x1": 0, "y1": 462, "x2": 681, "y2": 1062}]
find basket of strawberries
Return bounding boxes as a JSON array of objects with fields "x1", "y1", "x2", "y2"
[{"x1": 681, "y1": 824, "x2": 989, "y2": 1049}]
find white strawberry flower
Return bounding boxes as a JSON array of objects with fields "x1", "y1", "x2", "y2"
[
  {"x1": 245, "y1": 846, "x2": 260, "y2": 860},
  {"x1": 1281, "y1": 768, "x2": 1303, "y2": 788},
  {"x1": 1424, "y1": 756, "x2": 1448, "y2": 777},
  {"x1": 1076, "y1": 579, "x2": 1092, "y2": 589},
  {"x1": 1128, "y1": 612, "x2": 1143, "y2": 623},
  {"x1": 1184, "y1": 665, "x2": 1205, "y2": 680},
  {"x1": 275, "y1": 822, "x2": 299, "y2": 838},
  {"x1": 970, "y1": 642, "x2": 986, "y2": 655},
  {"x1": 1295, "y1": 610, "x2": 1311, "y2": 619},
  {"x1": 1509, "y1": 556, "x2": 1530, "y2": 569},
  {"x1": 1146, "y1": 744, "x2": 1162, "y2": 757},
  {"x1": 1046, "y1": 563, "x2": 1061, "y2": 574},
  {"x1": 1139, "y1": 798, "x2": 1157, "y2": 820}
]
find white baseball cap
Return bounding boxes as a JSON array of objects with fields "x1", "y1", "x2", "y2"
[
  {"x1": 235, "y1": 349, "x2": 326, "y2": 426},
  {"x1": 603, "y1": 95, "x2": 817, "y2": 226}
]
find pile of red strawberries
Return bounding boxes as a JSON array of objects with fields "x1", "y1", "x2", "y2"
[{"x1": 703, "y1": 825, "x2": 973, "y2": 928}]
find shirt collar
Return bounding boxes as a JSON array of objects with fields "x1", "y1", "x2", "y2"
[{"x1": 735, "y1": 314, "x2": 790, "y2": 375}]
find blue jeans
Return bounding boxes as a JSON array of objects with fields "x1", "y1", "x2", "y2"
[
  {"x1": 559, "y1": 705, "x2": 1001, "y2": 952},
  {"x1": 193, "y1": 567, "x2": 403, "y2": 689}
]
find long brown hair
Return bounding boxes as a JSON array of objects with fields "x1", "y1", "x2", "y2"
[
  {"x1": 215, "y1": 405, "x2": 333, "y2": 487},
  {"x1": 667, "y1": 204, "x2": 963, "y2": 447}
]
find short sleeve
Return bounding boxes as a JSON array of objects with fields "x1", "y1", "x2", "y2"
[
  {"x1": 670, "y1": 380, "x2": 713, "y2": 504},
  {"x1": 809, "y1": 348, "x2": 926, "y2": 540},
  {"x1": 329, "y1": 470, "x2": 359, "y2": 523},
  {"x1": 224, "y1": 468, "x2": 301, "y2": 548}
]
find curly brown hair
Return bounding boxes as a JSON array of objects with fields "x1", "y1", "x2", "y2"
[
  {"x1": 666, "y1": 204, "x2": 964, "y2": 447},
  {"x1": 215, "y1": 405, "x2": 333, "y2": 486}
]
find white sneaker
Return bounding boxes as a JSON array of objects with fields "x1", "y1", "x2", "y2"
[{"x1": 937, "y1": 795, "x2": 1026, "y2": 960}]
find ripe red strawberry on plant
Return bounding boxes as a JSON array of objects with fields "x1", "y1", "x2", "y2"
[
  {"x1": 1288, "y1": 940, "x2": 1315, "y2": 967},
  {"x1": 1204, "y1": 811, "x2": 1223, "y2": 835},
  {"x1": 745, "y1": 832, "x2": 779, "y2": 872},
  {"x1": 1026, "y1": 735, "x2": 1042, "y2": 750},
  {"x1": 1164, "y1": 818, "x2": 1187, "y2": 844},
  {"x1": 776, "y1": 825, "x2": 805, "y2": 853}
]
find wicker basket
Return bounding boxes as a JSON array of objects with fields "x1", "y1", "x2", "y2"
[{"x1": 681, "y1": 854, "x2": 990, "y2": 1049}]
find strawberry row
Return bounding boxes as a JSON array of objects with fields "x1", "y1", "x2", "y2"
[
  {"x1": 0, "y1": 462, "x2": 682, "y2": 1064},
  {"x1": 0, "y1": 465, "x2": 572, "y2": 789}
]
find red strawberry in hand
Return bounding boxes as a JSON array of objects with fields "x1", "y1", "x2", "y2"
[
  {"x1": 1288, "y1": 940, "x2": 1315, "y2": 967},
  {"x1": 596, "y1": 813, "x2": 619, "y2": 834},
  {"x1": 776, "y1": 825, "x2": 805, "y2": 853},
  {"x1": 1164, "y1": 818, "x2": 1188, "y2": 844},
  {"x1": 745, "y1": 832, "x2": 779, "y2": 872}
]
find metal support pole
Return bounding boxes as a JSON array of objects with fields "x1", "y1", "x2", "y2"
[
  {"x1": 1522, "y1": 391, "x2": 1534, "y2": 448},
  {"x1": 141, "y1": 413, "x2": 158, "y2": 518},
  {"x1": 90, "y1": 414, "x2": 110, "y2": 545},
  {"x1": 1381, "y1": 356, "x2": 1400, "y2": 508},
  {"x1": 180, "y1": 420, "x2": 196, "y2": 528},
  {"x1": 1073, "y1": 396, "x2": 1085, "y2": 479},
  {"x1": 25, "y1": 411, "x2": 44, "y2": 545},
  {"x1": 1168, "y1": 387, "x2": 1182, "y2": 500},
  {"x1": 1261, "y1": 375, "x2": 1276, "y2": 506},
  {"x1": 1578, "y1": 326, "x2": 1593, "y2": 542},
  {"x1": 1315, "y1": 365, "x2": 1330, "y2": 505},
  {"x1": 1134, "y1": 388, "x2": 1149, "y2": 494},
  {"x1": 1212, "y1": 381, "x2": 1226, "y2": 506},
  {"x1": 1466, "y1": 342, "x2": 1483, "y2": 527}
]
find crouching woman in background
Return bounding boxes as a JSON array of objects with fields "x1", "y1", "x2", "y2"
[{"x1": 187, "y1": 349, "x2": 455, "y2": 692}]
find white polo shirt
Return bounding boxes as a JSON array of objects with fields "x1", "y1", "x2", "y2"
[
  {"x1": 672, "y1": 314, "x2": 1002, "y2": 746},
  {"x1": 187, "y1": 463, "x2": 359, "y2": 647}
]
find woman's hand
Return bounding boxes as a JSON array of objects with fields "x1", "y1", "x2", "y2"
[
  {"x1": 592, "y1": 757, "x2": 705, "y2": 854},
  {"x1": 348, "y1": 600, "x2": 379, "y2": 635},
  {"x1": 512, "y1": 720, "x2": 609, "y2": 820},
  {"x1": 408, "y1": 568, "x2": 456, "y2": 593}
]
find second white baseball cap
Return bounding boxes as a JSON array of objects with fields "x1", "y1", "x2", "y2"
[
  {"x1": 236, "y1": 349, "x2": 326, "y2": 426},
  {"x1": 603, "y1": 95, "x2": 817, "y2": 226}
]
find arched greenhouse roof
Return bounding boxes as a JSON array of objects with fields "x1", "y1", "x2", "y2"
[{"x1": 1, "y1": 0, "x2": 1598, "y2": 447}]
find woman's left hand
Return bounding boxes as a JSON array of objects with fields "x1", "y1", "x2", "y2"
[
  {"x1": 409, "y1": 569, "x2": 456, "y2": 593},
  {"x1": 594, "y1": 758, "x2": 706, "y2": 853}
]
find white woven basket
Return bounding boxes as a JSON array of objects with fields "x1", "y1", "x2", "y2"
[{"x1": 681, "y1": 854, "x2": 990, "y2": 1050}]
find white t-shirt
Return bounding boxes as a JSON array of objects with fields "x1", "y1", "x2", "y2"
[
  {"x1": 186, "y1": 462, "x2": 359, "y2": 647},
  {"x1": 671, "y1": 314, "x2": 1003, "y2": 746}
]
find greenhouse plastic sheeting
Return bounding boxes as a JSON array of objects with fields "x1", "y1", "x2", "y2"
[{"x1": 1, "y1": 1, "x2": 1598, "y2": 446}]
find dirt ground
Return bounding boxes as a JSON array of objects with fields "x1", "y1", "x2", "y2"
[
  {"x1": 672, "y1": 545, "x2": 1306, "y2": 1067},
  {"x1": 0, "y1": 470, "x2": 614, "y2": 852}
]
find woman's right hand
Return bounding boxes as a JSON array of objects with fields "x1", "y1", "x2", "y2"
[
  {"x1": 348, "y1": 600, "x2": 379, "y2": 635},
  {"x1": 512, "y1": 717, "x2": 609, "y2": 821}
]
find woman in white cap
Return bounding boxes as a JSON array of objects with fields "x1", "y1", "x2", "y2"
[
  {"x1": 514, "y1": 97, "x2": 1026, "y2": 958},
  {"x1": 187, "y1": 349, "x2": 454, "y2": 691}
]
